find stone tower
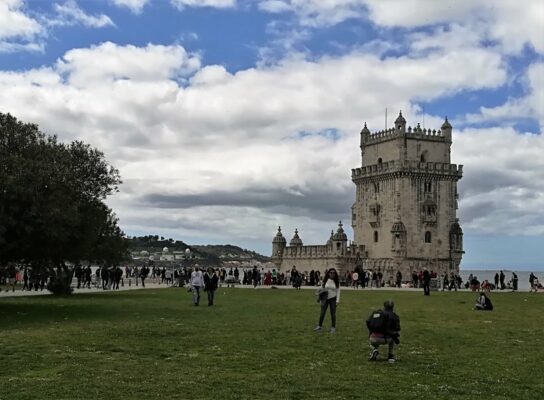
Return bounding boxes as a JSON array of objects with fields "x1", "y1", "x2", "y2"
[{"x1": 351, "y1": 112, "x2": 464, "y2": 278}]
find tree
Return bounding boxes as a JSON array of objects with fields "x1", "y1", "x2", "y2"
[{"x1": 0, "y1": 112, "x2": 127, "y2": 294}]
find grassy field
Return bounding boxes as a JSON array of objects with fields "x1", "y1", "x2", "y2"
[{"x1": 0, "y1": 288, "x2": 542, "y2": 400}]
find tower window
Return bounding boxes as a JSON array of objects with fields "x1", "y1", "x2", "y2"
[
  {"x1": 374, "y1": 231, "x2": 379, "y2": 242},
  {"x1": 424, "y1": 181, "x2": 432, "y2": 192},
  {"x1": 374, "y1": 182, "x2": 380, "y2": 193},
  {"x1": 425, "y1": 231, "x2": 432, "y2": 243},
  {"x1": 420, "y1": 150, "x2": 428, "y2": 162},
  {"x1": 377, "y1": 158, "x2": 382, "y2": 165}
]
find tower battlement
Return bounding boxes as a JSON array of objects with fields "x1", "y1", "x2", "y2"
[
  {"x1": 362, "y1": 123, "x2": 450, "y2": 145},
  {"x1": 352, "y1": 160, "x2": 463, "y2": 180}
]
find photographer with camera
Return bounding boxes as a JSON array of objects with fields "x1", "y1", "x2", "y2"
[{"x1": 366, "y1": 300, "x2": 401, "y2": 363}]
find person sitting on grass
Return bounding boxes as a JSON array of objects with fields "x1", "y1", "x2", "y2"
[
  {"x1": 474, "y1": 292, "x2": 493, "y2": 311},
  {"x1": 366, "y1": 300, "x2": 401, "y2": 363}
]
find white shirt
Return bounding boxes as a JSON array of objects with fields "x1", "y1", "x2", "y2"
[
  {"x1": 324, "y1": 278, "x2": 340, "y2": 303},
  {"x1": 191, "y1": 270, "x2": 204, "y2": 287}
]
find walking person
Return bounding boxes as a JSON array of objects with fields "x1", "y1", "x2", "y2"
[
  {"x1": 423, "y1": 269, "x2": 431, "y2": 296},
  {"x1": 191, "y1": 266, "x2": 204, "y2": 306},
  {"x1": 314, "y1": 268, "x2": 340, "y2": 333},
  {"x1": 512, "y1": 272, "x2": 518, "y2": 291},
  {"x1": 395, "y1": 271, "x2": 402, "y2": 288},
  {"x1": 204, "y1": 268, "x2": 219, "y2": 306},
  {"x1": 499, "y1": 270, "x2": 505, "y2": 290},
  {"x1": 442, "y1": 273, "x2": 449, "y2": 291}
]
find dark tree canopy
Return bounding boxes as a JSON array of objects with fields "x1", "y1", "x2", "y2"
[{"x1": 0, "y1": 112, "x2": 128, "y2": 274}]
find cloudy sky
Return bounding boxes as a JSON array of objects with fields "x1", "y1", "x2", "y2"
[{"x1": 1, "y1": 0, "x2": 543, "y2": 269}]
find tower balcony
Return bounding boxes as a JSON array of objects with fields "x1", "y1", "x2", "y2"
[{"x1": 352, "y1": 160, "x2": 463, "y2": 182}]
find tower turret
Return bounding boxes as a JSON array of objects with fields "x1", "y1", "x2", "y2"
[
  {"x1": 332, "y1": 221, "x2": 348, "y2": 255},
  {"x1": 441, "y1": 116, "x2": 452, "y2": 142},
  {"x1": 395, "y1": 111, "x2": 406, "y2": 133},
  {"x1": 289, "y1": 229, "x2": 303, "y2": 247},
  {"x1": 272, "y1": 226, "x2": 287, "y2": 257},
  {"x1": 360, "y1": 122, "x2": 370, "y2": 164}
]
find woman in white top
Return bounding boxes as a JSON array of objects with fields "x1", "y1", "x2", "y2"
[{"x1": 314, "y1": 268, "x2": 341, "y2": 333}]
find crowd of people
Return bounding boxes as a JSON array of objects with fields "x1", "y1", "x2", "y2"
[{"x1": 0, "y1": 263, "x2": 542, "y2": 294}]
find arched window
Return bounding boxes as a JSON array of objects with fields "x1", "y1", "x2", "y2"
[
  {"x1": 425, "y1": 231, "x2": 432, "y2": 243},
  {"x1": 374, "y1": 231, "x2": 379, "y2": 242},
  {"x1": 377, "y1": 158, "x2": 382, "y2": 165}
]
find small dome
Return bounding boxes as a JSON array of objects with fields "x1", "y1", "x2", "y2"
[
  {"x1": 332, "y1": 221, "x2": 348, "y2": 241},
  {"x1": 441, "y1": 116, "x2": 452, "y2": 130},
  {"x1": 162, "y1": 247, "x2": 169, "y2": 253},
  {"x1": 361, "y1": 122, "x2": 370, "y2": 134},
  {"x1": 395, "y1": 111, "x2": 406, "y2": 125},
  {"x1": 273, "y1": 226, "x2": 287, "y2": 244},
  {"x1": 391, "y1": 221, "x2": 406, "y2": 233},
  {"x1": 290, "y1": 229, "x2": 303, "y2": 246},
  {"x1": 326, "y1": 229, "x2": 334, "y2": 245},
  {"x1": 185, "y1": 248, "x2": 191, "y2": 254}
]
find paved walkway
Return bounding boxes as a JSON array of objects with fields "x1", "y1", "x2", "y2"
[
  {"x1": 0, "y1": 282, "x2": 170, "y2": 298},
  {"x1": 1, "y1": 281, "x2": 535, "y2": 298}
]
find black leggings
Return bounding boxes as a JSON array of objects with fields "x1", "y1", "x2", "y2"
[{"x1": 318, "y1": 297, "x2": 337, "y2": 328}]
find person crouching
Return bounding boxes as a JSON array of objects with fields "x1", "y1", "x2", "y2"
[{"x1": 366, "y1": 300, "x2": 401, "y2": 363}]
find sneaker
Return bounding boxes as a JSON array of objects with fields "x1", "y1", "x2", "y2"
[
  {"x1": 369, "y1": 349, "x2": 379, "y2": 361},
  {"x1": 388, "y1": 358, "x2": 396, "y2": 364},
  {"x1": 313, "y1": 325, "x2": 322, "y2": 332},
  {"x1": 329, "y1": 327, "x2": 336, "y2": 334}
]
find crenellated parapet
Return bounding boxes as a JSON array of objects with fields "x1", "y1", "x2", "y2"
[
  {"x1": 352, "y1": 160, "x2": 463, "y2": 181},
  {"x1": 363, "y1": 123, "x2": 450, "y2": 145},
  {"x1": 283, "y1": 244, "x2": 329, "y2": 258}
]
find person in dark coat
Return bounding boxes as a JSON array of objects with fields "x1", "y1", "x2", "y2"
[
  {"x1": 423, "y1": 269, "x2": 431, "y2": 296},
  {"x1": 367, "y1": 300, "x2": 401, "y2": 363},
  {"x1": 84, "y1": 266, "x2": 92, "y2": 288},
  {"x1": 204, "y1": 268, "x2": 219, "y2": 306}
]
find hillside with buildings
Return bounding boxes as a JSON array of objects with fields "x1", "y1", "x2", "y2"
[{"x1": 126, "y1": 236, "x2": 270, "y2": 266}]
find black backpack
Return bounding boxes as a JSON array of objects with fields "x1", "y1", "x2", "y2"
[{"x1": 366, "y1": 309, "x2": 387, "y2": 333}]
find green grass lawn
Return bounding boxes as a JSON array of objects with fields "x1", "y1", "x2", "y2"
[{"x1": 1, "y1": 288, "x2": 542, "y2": 400}]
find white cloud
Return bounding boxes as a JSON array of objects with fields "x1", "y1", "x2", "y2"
[
  {"x1": 56, "y1": 41, "x2": 201, "y2": 87},
  {"x1": 170, "y1": 0, "x2": 236, "y2": 10},
  {"x1": 454, "y1": 127, "x2": 544, "y2": 236},
  {"x1": 0, "y1": 40, "x2": 524, "y2": 250},
  {"x1": 258, "y1": 0, "x2": 544, "y2": 55},
  {"x1": 0, "y1": 0, "x2": 41, "y2": 39},
  {"x1": 364, "y1": 0, "x2": 544, "y2": 54},
  {"x1": 0, "y1": 0, "x2": 43, "y2": 52},
  {"x1": 48, "y1": 0, "x2": 115, "y2": 28},
  {"x1": 258, "y1": 0, "x2": 366, "y2": 27},
  {"x1": 464, "y1": 62, "x2": 544, "y2": 130},
  {"x1": 111, "y1": 0, "x2": 149, "y2": 14}
]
